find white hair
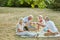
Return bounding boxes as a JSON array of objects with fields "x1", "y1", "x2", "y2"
[
  {"x1": 18, "y1": 17, "x2": 23, "y2": 23},
  {"x1": 19, "y1": 17, "x2": 23, "y2": 20},
  {"x1": 39, "y1": 15, "x2": 43, "y2": 18},
  {"x1": 16, "y1": 17, "x2": 23, "y2": 25},
  {"x1": 45, "y1": 16, "x2": 50, "y2": 20},
  {"x1": 29, "y1": 15, "x2": 33, "y2": 18}
]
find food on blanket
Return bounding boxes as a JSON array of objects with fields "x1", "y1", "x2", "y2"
[
  {"x1": 44, "y1": 32, "x2": 56, "y2": 36},
  {"x1": 30, "y1": 22, "x2": 37, "y2": 27}
]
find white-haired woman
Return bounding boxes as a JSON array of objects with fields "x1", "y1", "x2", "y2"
[
  {"x1": 37, "y1": 15, "x2": 46, "y2": 31},
  {"x1": 16, "y1": 18, "x2": 37, "y2": 37}
]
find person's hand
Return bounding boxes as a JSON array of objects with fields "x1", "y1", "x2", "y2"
[
  {"x1": 37, "y1": 22, "x2": 41, "y2": 26},
  {"x1": 18, "y1": 29, "x2": 24, "y2": 32},
  {"x1": 47, "y1": 30, "x2": 50, "y2": 32}
]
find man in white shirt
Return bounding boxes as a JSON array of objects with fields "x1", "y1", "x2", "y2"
[
  {"x1": 43, "y1": 16, "x2": 59, "y2": 36},
  {"x1": 16, "y1": 18, "x2": 37, "y2": 37},
  {"x1": 23, "y1": 15, "x2": 36, "y2": 31},
  {"x1": 23, "y1": 15, "x2": 33, "y2": 23}
]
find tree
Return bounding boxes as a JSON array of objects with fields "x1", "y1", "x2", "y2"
[
  {"x1": 45, "y1": 0, "x2": 60, "y2": 9},
  {"x1": 1, "y1": 0, "x2": 57, "y2": 9},
  {"x1": 54, "y1": 0, "x2": 60, "y2": 8},
  {"x1": 0, "y1": 0, "x2": 8, "y2": 6}
]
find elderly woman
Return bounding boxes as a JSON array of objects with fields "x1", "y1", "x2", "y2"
[
  {"x1": 37, "y1": 15, "x2": 46, "y2": 31},
  {"x1": 38, "y1": 15, "x2": 45, "y2": 25},
  {"x1": 16, "y1": 18, "x2": 37, "y2": 37}
]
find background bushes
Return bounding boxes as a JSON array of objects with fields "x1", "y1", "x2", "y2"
[{"x1": 0, "y1": 0, "x2": 60, "y2": 9}]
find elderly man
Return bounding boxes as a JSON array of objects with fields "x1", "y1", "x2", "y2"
[
  {"x1": 44, "y1": 16, "x2": 59, "y2": 36},
  {"x1": 23, "y1": 15, "x2": 36, "y2": 31},
  {"x1": 23, "y1": 15, "x2": 33, "y2": 23}
]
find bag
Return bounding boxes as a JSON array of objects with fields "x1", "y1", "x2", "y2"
[{"x1": 24, "y1": 26, "x2": 29, "y2": 31}]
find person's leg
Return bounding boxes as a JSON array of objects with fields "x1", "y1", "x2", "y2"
[
  {"x1": 16, "y1": 31, "x2": 37, "y2": 37},
  {"x1": 16, "y1": 32, "x2": 27, "y2": 36},
  {"x1": 25, "y1": 31, "x2": 37, "y2": 37}
]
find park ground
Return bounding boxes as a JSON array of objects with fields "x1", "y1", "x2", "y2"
[{"x1": 0, "y1": 7, "x2": 60, "y2": 40}]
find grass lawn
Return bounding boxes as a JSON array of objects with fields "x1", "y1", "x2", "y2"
[{"x1": 0, "y1": 7, "x2": 60, "y2": 40}]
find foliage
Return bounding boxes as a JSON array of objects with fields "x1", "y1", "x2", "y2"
[
  {"x1": 0, "y1": 0, "x2": 60, "y2": 9},
  {"x1": 45, "y1": 0, "x2": 60, "y2": 9},
  {"x1": 0, "y1": 0, "x2": 46, "y2": 8}
]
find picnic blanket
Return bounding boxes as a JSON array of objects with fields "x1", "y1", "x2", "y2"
[
  {"x1": 38, "y1": 33, "x2": 60, "y2": 37},
  {"x1": 21, "y1": 34, "x2": 60, "y2": 37},
  {"x1": 20, "y1": 33, "x2": 60, "y2": 38}
]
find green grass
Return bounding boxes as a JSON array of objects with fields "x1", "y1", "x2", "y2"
[{"x1": 0, "y1": 7, "x2": 60, "y2": 40}]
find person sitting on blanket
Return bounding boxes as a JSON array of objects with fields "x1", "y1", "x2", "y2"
[
  {"x1": 40, "y1": 16, "x2": 59, "y2": 36},
  {"x1": 37, "y1": 15, "x2": 46, "y2": 31},
  {"x1": 16, "y1": 18, "x2": 37, "y2": 37},
  {"x1": 23, "y1": 15, "x2": 37, "y2": 31}
]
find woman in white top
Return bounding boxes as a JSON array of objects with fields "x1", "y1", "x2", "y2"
[
  {"x1": 16, "y1": 18, "x2": 37, "y2": 37},
  {"x1": 37, "y1": 15, "x2": 46, "y2": 31}
]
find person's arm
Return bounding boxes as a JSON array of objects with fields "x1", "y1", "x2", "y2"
[
  {"x1": 37, "y1": 23, "x2": 45, "y2": 27},
  {"x1": 17, "y1": 24, "x2": 24, "y2": 32},
  {"x1": 47, "y1": 29, "x2": 52, "y2": 33},
  {"x1": 40, "y1": 24, "x2": 45, "y2": 27},
  {"x1": 44, "y1": 22, "x2": 53, "y2": 33},
  {"x1": 18, "y1": 28, "x2": 24, "y2": 32}
]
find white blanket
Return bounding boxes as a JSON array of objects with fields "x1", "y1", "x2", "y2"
[
  {"x1": 21, "y1": 33, "x2": 60, "y2": 37},
  {"x1": 38, "y1": 34, "x2": 60, "y2": 37}
]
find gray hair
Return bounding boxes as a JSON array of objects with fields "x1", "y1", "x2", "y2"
[
  {"x1": 29, "y1": 15, "x2": 33, "y2": 18},
  {"x1": 45, "y1": 16, "x2": 50, "y2": 21},
  {"x1": 18, "y1": 17, "x2": 23, "y2": 22}
]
